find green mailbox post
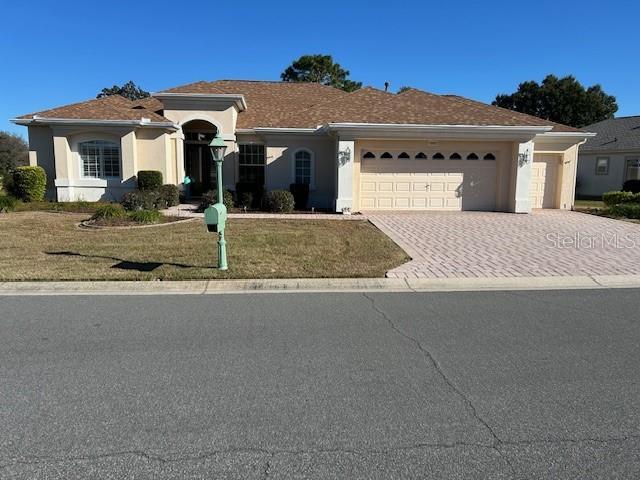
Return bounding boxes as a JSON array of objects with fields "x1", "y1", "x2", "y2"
[{"x1": 205, "y1": 133, "x2": 228, "y2": 270}]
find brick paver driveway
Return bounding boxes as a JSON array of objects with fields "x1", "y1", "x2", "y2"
[{"x1": 367, "y1": 210, "x2": 640, "y2": 278}]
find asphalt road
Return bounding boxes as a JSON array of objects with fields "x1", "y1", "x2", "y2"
[{"x1": 0, "y1": 289, "x2": 639, "y2": 479}]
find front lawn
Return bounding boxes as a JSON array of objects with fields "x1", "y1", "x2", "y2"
[{"x1": 0, "y1": 212, "x2": 408, "y2": 281}]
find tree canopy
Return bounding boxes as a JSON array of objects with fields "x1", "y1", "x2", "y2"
[
  {"x1": 281, "y1": 55, "x2": 362, "y2": 92},
  {"x1": 0, "y1": 131, "x2": 29, "y2": 180},
  {"x1": 493, "y1": 75, "x2": 617, "y2": 128},
  {"x1": 97, "y1": 81, "x2": 150, "y2": 101}
]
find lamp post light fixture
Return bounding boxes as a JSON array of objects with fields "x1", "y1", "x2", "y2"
[{"x1": 207, "y1": 133, "x2": 228, "y2": 270}]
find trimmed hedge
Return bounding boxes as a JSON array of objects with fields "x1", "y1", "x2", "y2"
[
  {"x1": 290, "y1": 183, "x2": 310, "y2": 210},
  {"x1": 603, "y1": 191, "x2": 640, "y2": 206},
  {"x1": 12, "y1": 166, "x2": 46, "y2": 202},
  {"x1": 608, "y1": 203, "x2": 640, "y2": 219},
  {"x1": 91, "y1": 204, "x2": 126, "y2": 220},
  {"x1": 137, "y1": 170, "x2": 163, "y2": 191},
  {"x1": 121, "y1": 190, "x2": 159, "y2": 211},
  {"x1": 158, "y1": 184, "x2": 180, "y2": 208},
  {"x1": 199, "y1": 189, "x2": 234, "y2": 211},
  {"x1": 623, "y1": 179, "x2": 640, "y2": 193},
  {"x1": 265, "y1": 189, "x2": 295, "y2": 213},
  {"x1": 128, "y1": 209, "x2": 161, "y2": 224},
  {"x1": 0, "y1": 195, "x2": 18, "y2": 213},
  {"x1": 236, "y1": 182, "x2": 264, "y2": 208}
]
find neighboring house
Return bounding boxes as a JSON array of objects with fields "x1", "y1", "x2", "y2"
[
  {"x1": 577, "y1": 116, "x2": 640, "y2": 197},
  {"x1": 12, "y1": 80, "x2": 593, "y2": 213}
]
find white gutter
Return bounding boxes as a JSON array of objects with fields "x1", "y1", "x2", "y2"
[
  {"x1": 11, "y1": 116, "x2": 179, "y2": 130},
  {"x1": 240, "y1": 127, "x2": 320, "y2": 135},
  {"x1": 152, "y1": 92, "x2": 247, "y2": 111},
  {"x1": 325, "y1": 123, "x2": 553, "y2": 134},
  {"x1": 536, "y1": 131, "x2": 596, "y2": 138}
]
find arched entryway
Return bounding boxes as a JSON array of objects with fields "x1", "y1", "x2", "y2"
[{"x1": 182, "y1": 120, "x2": 218, "y2": 196}]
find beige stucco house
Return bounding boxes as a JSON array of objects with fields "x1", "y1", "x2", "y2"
[
  {"x1": 577, "y1": 116, "x2": 640, "y2": 198},
  {"x1": 12, "y1": 80, "x2": 593, "y2": 213}
]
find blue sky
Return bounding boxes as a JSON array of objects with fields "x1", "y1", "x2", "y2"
[{"x1": 2, "y1": 0, "x2": 638, "y2": 137}]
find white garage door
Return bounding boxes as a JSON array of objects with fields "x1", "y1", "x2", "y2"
[
  {"x1": 360, "y1": 150, "x2": 498, "y2": 211},
  {"x1": 531, "y1": 153, "x2": 560, "y2": 209}
]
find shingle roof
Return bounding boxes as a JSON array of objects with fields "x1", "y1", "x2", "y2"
[
  {"x1": 17, "y1": 95, "x2": 170, "y2": 123},
  {"x1": 581, "y1": 116, "x2": 640, "y2": 152},
  {"x1": 160, "y1": 80, "x2": 349, "y2": 129},
  {"x1": 271, "y1": 87, "x2": 580, "y2": 131},
  {"x1": 18, "y1": 80, "x2": 582, "y2": 133}
]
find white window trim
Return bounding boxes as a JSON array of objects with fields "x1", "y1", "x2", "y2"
[
  {"x1": 291, "y1": 148, "x2": 315, "y2": 190},
  {"x1": 237, "y1": 142, "x2": 267, "y2": 186},
  {"x1": 595, "y1": 157, "x2": 610, "y2": 176},
  {"x1": 78, "y1": 139, "x2": 121, "y2": 180},
  {"x1": 625, "y1": 156, "x2": 640, "y2": 181}
]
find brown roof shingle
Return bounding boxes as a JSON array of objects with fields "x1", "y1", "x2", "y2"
[
  {"x1": 19, "y1": 80, "x2": 581, "y2": 133},
  {"x1": 18, "y1": 95, "x2": 170, "y2": 123}
]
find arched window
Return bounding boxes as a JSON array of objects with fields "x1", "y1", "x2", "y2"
[
  {"x1": 381, "y1": 152, "x2": 393, "y2": 159},
  {"x1": 433, "y1": 152, "x2": 445, "y2": 160},
  {"x1": 467, "y1": 153, "x2": 479, "y2": 160},
  {"x1": 79, "y1": 140, "x2": 120, "y2": 178},
  {"x1": 293, "y1": 149, "x2": 314, "y2": 187},
  {"x1": 398, "y1": 152, "x2": 410, "y2": 159},
  {"x1": 483, "y1": 153, "x2": 496, "y2": 161},
  {"x1": 449, "y1": 152, "x2": 461, "y2": 160},
  {"x1": 415, "y1": 152, "x2": 427, "y2": 159},
  {"x1": 363, "y1": 151, "x2": 376, "y2": 159}
]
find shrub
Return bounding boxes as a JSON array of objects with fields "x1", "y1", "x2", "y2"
[
  {"x1": 199, "y1": 189, "x2": 233, "y2": 211},
  {"x1": 265, "y1": 189, "x2": 295, "y2": 213},
  {"x1": 157, "y1": 184, "x2": 180, "y2": 208},
  {"x1": 236, "y1": 182, "x2": 264, "y2": 208},
  {"x1": 121, "y1": 190, "x2": 159, "y2": 211},
  {"x1": 608, "y1": 203, "x2": 640, "y2": 219},
  {"x1": 12, "y1": 166, "x2": 46, "y2": 201},
  {"x1": 239, "y1": 192, "x2": 253, "y2": 209},
  {"x1": 289, "y1": 183, "x2": 310, "y2": 210},
  {"x1": 623, "y1": 179, "x2": 640, "y2": 194},
  {"x1": 0, "y1": 195, "x2": 18, "y2": 213},
  {"x1": 602, "y1": 191, "x2": 640, "y2": 206},
  {"x1": 137, "y1": 170, "x2": 163, "y2": 191},
  {"x1": 91, "y1": 204, "x2": 126, "y2": 220},
  {"x1": 128, "y1": 209, "x2": 162, "y2": 224}
]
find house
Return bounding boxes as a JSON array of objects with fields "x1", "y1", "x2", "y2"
[
  {"x1": 577, "y1": 116, "x2": 640, "y2": 197},
  {"x1": 12, "y1": 80, "x2": 593, "y2": 213}
]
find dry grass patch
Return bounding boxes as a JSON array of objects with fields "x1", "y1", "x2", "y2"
[{"x1": 0, "y1": 212, "x2": 409, "y2": 281}]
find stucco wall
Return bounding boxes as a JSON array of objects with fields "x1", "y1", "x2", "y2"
[
  {"x1": 233, "y1": 134, "x2": 337, "y2": 209},
  {"x1": 163, "y1": 108, "x2": 236, "y2": 140},
  {"x1": 27, "y1": 126, "x2": 56, "y2": 198},
  {"x1": 577, "y1": 151, "x2": 638, "y2": 197}
]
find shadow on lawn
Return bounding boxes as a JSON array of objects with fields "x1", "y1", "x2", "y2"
[{"x1": 46, "y1": 251, "x2": 216, "y2": 272}]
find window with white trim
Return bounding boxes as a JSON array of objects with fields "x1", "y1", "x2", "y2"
[
  {"x1": 238, "y1": 144, "x2": 265, "y2": 185},
  {"x1": 595, "y1": 157, "x2": 609, "y2": 176},
  {"x1": 79, "y1": 140, "x2": 120, "y2": 178},
  {"x1": 626, "y1": 157, "x2": 640, "y2": 180},
  {"x1": 294, "y1": 149, "x2": 313, "y2": 186}
]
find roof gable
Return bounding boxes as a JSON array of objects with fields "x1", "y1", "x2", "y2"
[{"x1": 582, "y1": 116, "x2": 640, "y2": 151}]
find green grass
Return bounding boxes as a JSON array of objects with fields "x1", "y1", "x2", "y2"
[
  {"x1": 0, "y1": 212, "x2": 409, "y2": 281},
  {"x1": 574, "y1": 199, "x2": 604, "y2": 209},
  {"x1": 13, "y1": 200, "x2": 112, "y2": 213}
]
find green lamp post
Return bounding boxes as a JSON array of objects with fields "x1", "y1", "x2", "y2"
[{"x1": 206, "y1": 133, "x2": 228, "y2": 270}]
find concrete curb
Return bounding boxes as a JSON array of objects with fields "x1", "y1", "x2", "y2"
[{"x1": 0, "y1": 275, "x2": 639, "y2": 295}]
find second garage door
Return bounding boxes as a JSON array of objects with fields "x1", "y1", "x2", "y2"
[{"x1": 360, "y1": 150, "x2": 498, "y2": 211}]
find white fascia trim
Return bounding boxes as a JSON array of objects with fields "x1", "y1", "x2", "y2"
[
  {"x1": 152, "y1": 92, "x2": 247, "y2": 111},
  {"x1": 251, "y1": 127, "x2": 321, "y2": 135},
  {"x1": 536, "y1": 131, "x2": 596, "y2": 138},
  {"x1": 326, "y1": 123, "x2": 553, "y2": 134},
  {"x1": 11, "y1": 117, "x2": 178, "y2": 130}
]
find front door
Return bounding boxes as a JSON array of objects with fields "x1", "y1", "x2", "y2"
[{"x1": 185, "y1": 143, "x2": 215, "y2": 196}]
